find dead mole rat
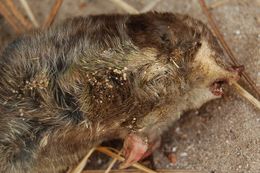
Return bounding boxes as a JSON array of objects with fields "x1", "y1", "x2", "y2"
[{"x1": 0, "y1": 12, "x2": 243, "y2": 173}]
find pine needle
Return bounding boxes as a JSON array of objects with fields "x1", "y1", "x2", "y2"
[
  {"x1": 96, "y1": 147, "x2": 157, "y2": 173},
  {"x1": 43, "y1": 0, "x2": 63, "y2": 28},
  {"x1": 0, "y1": 1, "x2": 20, "y2": 33},
  {"x1": 19, "y1": 0, "x2": 39, "y2": 27},
  {"x1": 83, "y1": 170, "x2": 203, "y2": 173},
  {"x1": 70, "y1": 148, "x2": 96, "y2": 173},
  {"x1": 108, "y1": 0, "x2": 139, "y2": 14},
  {"x1": 140, "y1": 0, "x2": 161, "y2": 13},
  {"x1": 231, "y1": 82, "x2": 260, "y2": 110},
  {"x1": 5, "y1": 0, "x2": 32, "y2": 29},
  {"x1": 104, "y1": 150, "x2": 122, "y2": 173},
  {"x1": 208, "y1": 0, "x2": 230, "y2": 9}
]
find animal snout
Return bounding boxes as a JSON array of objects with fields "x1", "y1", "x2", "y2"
[{"x1": 227, "y1": 65, "x2": 244, "y2": 82}]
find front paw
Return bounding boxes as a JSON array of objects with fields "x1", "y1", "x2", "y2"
[
  {"x1": 120, "y1": 133, "x2": 148, "y2": 168},
  {"x1": 120, "y1": 133, "x2": 161, "y2": 168}
]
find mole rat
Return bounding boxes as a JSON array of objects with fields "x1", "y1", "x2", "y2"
[{"x1": 0, "y1": 12, "x2": 242, "y2": 173}]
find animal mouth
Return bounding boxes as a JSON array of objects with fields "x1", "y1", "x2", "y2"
[
  {"x1": 210, "y1": 66, "x2": 244, "y2": 96},
  {"x1": 210, "y1": 79, "x2": 227, "y2": 96}
]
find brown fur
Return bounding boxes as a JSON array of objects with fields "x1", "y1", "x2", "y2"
[{"x1": 0, "y1": 12, "x2": 237, "y2": 173}]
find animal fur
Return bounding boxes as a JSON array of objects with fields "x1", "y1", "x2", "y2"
[{"x1": 0, "y1": 12, "x2": 237, "y2": 173}]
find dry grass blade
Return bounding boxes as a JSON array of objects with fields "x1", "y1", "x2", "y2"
[
  {"x1": 0, "y1": 1, "x2": 20, "y2": 33},
  {"x1": 19, "y1": 0, "x2": 39, "y2": 27},
  {"x1": 109, "y1": 0, "x2": 139, "y2": 14},
  {"x1": 43, "y1": 0, "x2": 63, "y2": 28},
  {"x1": 198, "y1": 0, "x2": 260, "y2": 98},
  {"x1": 70, "y1": 148, "x2": 96, "y2": 173},
  {"x1": 83, "y1": 170, "x2": 203, "y2": 173},
  {"x1": 231, "y1": 82, "x2": 260, "y2": 110},
  {"x1": 96, "y1": 147, "x2": 157, "y2": 173},
  {"x1": 5, "y1": 0, "x2": 32, "y2": 29}
]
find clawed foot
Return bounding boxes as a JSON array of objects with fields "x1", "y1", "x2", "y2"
[{"x1": 120, "y1": 133, "x2": 161, "y2": 169}]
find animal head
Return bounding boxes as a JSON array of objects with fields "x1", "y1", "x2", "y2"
[{"x1": 126, "y1": 12, "x2": 241, "y2": 110}]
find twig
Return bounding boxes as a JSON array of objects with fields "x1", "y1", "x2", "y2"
[
  {"x1": 109, "y1": 0, "x2": 139, "y2": 14},
  {"x1": 198, "y1": 0, "x2": 260, "y2": 98},
  {"x1": 231, "y1": 82, "x2": 260, "y2": 110},
  {"x1": 140, "y1": 0, "x2": 161, "y2": 13},
  {"x1": 70, "y1": 148, "x2": 96, "y2": 173},
  {"x1": 19, "y1": 0, "x2": 39, "y2": 27},
  {"x1": 96, "y1": 147, "x2": 157, "y2": 173},
  {"x1": 43, "y1": 0, "x2": 63, "y2": 28},
  {"x1": 0, "y1": 1, "x2": 20, "y2": 33},
  {"x1": 5, "y1": 0, "x2": 32, "y2": 29}
]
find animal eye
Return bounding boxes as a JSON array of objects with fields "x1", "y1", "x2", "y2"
[
  {"x1": 161, "y1": 33, "x2": 168, "y2": 41},
  {"x1": 195, "y1": 41, "x2": 201, "y2": 48}
]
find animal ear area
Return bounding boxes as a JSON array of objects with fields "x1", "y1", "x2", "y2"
[
  {"x1": 189, "y1": 41, "x2": 202, "y2": 60},
  {"x1": 173, "y1": 41, "x2": 202, "y2": 64},
  {"x1": 158, "y1": 27, "x2": 174, "y2": 46}
]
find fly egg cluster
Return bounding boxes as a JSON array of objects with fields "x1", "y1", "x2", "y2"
[
  {"x1": 24, "y1": 75, "x2": 49, "y2": 90},
  {"x1": 111, "y1": 67, "x2": 128, "y2": 85},
  {"x1": 127, "y1": 117, "x2": 138, "y2": 130},
  {"x1": 87, "y1": 66, "x2": 129, "y2": 104},
  {"x1": 19, "y1": 108, "x2": 24, "y2": 116}
]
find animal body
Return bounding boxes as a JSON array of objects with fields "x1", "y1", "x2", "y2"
[{"x1": 0, "y1": 12, "x2": 241, "y2": 173}]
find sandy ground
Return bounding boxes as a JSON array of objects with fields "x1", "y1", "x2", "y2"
[{"x1": 0, "y1": 0, "x2": 259, "y2": 173}]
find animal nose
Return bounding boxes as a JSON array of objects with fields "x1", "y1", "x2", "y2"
[
  {"x1": 227, "y1": 65, "x2": 244, "y2": 82},
  {"x1": 230, "y1": 65, "x2": 244, "y2": 75}
]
